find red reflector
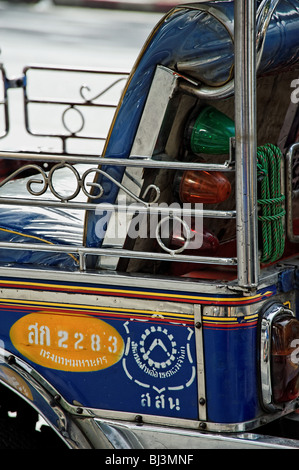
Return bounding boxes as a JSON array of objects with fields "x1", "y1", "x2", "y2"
[
  {"x1": 170, "y1": 224, "x2": 219, "y2": 253},
  {"x1": 169, "y1": 221, "x2": 219, "y2": 277},
  {"x1": 175, "y1": 169, "x2": 231, "y2": 204},
  {"x1": 271, "y1": 314, "x2": 299, "y2": 404}
]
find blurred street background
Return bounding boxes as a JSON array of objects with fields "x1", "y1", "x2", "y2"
[
  {"x1": 0, "y1": 0, "x2": 173, "y2": 73},
  {"x1": 0, "y1": 0, "x2": 185, "y2": 151}
]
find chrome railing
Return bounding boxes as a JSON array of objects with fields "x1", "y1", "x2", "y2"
[{"x1": 0, "y1": 151, "x2": 237, "y2": 272}]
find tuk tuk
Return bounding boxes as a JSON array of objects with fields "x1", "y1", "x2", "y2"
[{"x1": 0, "y1": 0, "x2": 299, "y2": 449}]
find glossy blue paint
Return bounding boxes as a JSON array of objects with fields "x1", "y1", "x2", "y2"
[
  {"x1": 0, "y1": 286, "x2": 263, "y2": 424},
  {"x1": 0, "y1": 205, "x2": 81, "y2": 269},
  {"x1": 0, "y1": 276, "x2": 281, "y2": 424},
  {"x1": 0, "y1": 303, "x2": 198, "y2": 420},
  {"x1": 203, "y1": 318, "x2": 259, "y2": 423}
]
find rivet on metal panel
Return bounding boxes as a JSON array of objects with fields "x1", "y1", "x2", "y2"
[
  {"x1": 135, "y1": 415, "x2": 143, "y2": 425},
  {"x1": 6, "y1": 355, "x2": 15, "y2": 365}
]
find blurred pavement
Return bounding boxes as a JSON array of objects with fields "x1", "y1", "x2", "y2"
[{"x1": 53, "y1": 0, "x2": 185, "y2": 12}]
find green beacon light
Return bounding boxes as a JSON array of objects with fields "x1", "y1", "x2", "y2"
[{"x1": 186, "y1": 105, "x2": 235, "y2": 155}]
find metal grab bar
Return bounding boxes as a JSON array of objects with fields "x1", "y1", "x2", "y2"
[
  {"x1": 0, "y1": 150, "x2": 233, "y2": 170},
  {"x1": 0, "y1": 240, "x2": 237, "y2": 272},
  {"x1": 234, "y1": 0, "x2": 259, "y2": 289}
]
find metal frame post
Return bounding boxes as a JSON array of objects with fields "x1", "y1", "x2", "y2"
[{"x1": 235, "y1": 0, "x2": 259, "y2": 288}]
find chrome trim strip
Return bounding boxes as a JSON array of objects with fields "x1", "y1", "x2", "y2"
[
  {"x1": 93, "y1": 417, "x2": 299, "y2": 449},
  {"x1": 194, "y1": 304, "x2": 206, "y2": 422}
]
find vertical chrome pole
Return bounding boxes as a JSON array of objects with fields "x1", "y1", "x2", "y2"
[{"x1": 235, "y1": 0, "x2": 259, "y2": 288}]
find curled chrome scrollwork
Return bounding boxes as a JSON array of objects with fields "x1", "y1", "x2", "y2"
[
  {"x1": 79, "y1": 77, "x2": 127, "y2": 103},
  {"x1": 81, "y1": 167, "x2": 160, "y2": 205},
  {"x1": 0, "y1": 164, "x2": 49, "y2": 196},
  {"x1": 0, "y1": 162, "x2": 161, "y2": 206}
]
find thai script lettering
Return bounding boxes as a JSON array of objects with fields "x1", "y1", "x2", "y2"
[
  {"x1": 40, "y1": 349, "x2": 107, "y2": 369},
  {"x1": 141, "y1": 392, "x2": 180, "y2": 411}
]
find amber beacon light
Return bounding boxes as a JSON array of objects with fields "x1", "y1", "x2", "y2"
[
  {"x1": 175, "y1": 169, "x2": 231, "y2": 204},
  {"x1": 176, "y1": 105, "x2": 234, "y2": 204}
]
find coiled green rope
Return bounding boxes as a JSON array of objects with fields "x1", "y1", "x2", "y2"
[{"x1": 257, "y1": 143, "x2": 285, "y2": 263}]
